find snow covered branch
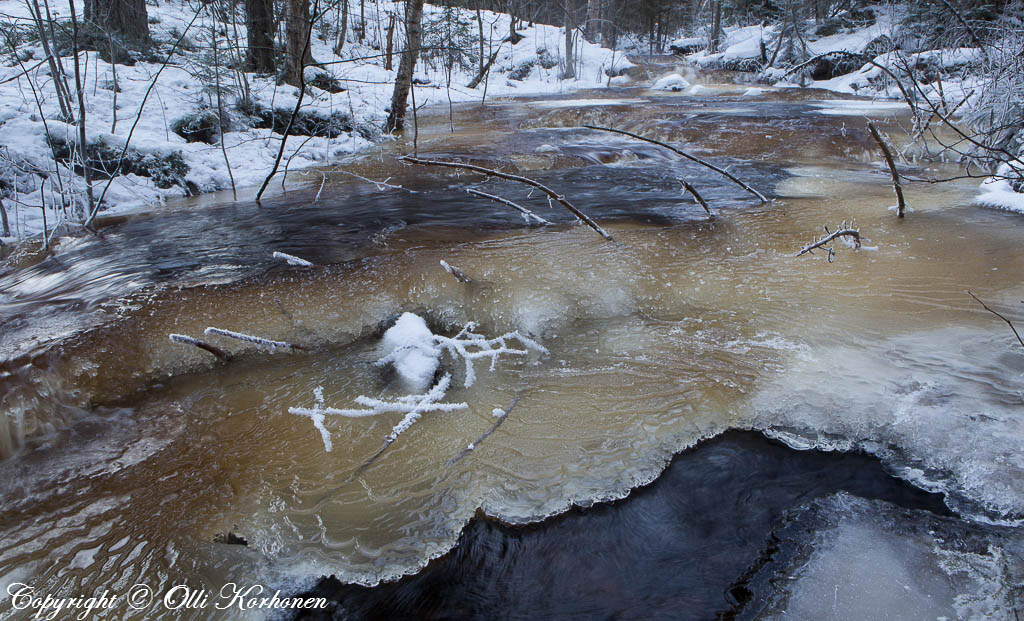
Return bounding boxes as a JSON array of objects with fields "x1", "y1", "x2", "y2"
[
  {"x1": 204, "y1": 327, "x2": 305, "y2": 351},
  {"x1": 273, "y1": 251, "x2": 314, "y2": 267}
]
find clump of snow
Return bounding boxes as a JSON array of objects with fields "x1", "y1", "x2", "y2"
[
  {"x1": 652, "y1": 73, "x2": 691, "y2": 92},
  {"x1": 492, "y1": 408, "x2": 506, "y2": 418},
  {"x1": 977, "y1": 163, "x2": 1024, "y2": 214},
  {"x1": 608, "y1": 75, "x2": 632, "y2": 86},
  {"x1": 379, "y1": 312, "x2": 441, "y2": 392}
]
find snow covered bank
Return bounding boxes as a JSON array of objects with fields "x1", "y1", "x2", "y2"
[{"x1": 0, "y1": 0, "x2": 632, "y2": 241}]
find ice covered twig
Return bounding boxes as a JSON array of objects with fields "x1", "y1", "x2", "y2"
[
  {"x1": 288, "y1": 375, "x2": 468, "y2": 458},
  {"x1": 432, "y1": 324, "x2": 548, "y2": 388},
  {"x1": 289, "y1": 387, "x2": 333, "y2": 452},
  {"x1": 272, "y1": 251, "x2": 314, "y2": 267},
  {"x1": 204, "y1": 327, "x2": 304, "y2": 351},
  {"x1": 467, "y1": 188, "x2": 551, "y2": 225}
]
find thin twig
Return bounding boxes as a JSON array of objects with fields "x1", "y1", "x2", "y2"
[
  {"x1": 583, "y1": 125, "x2": 767, "y2": 202},
  {"x1": 400, "y1": 156, "x2": 612, "y2": 240},
  {"x1": 796, "y1": 223, "x2": 861, "y2": 259},
  {"x1": 467, "y1": 188, "x2": 550, "y2": 224},
  {"x1": 867, "y1": 122, "x2": 907, "y2": 218},
  {"x1": 680, "y1": 180, "x2": 712, "y2": 214},
  {"x1": 967, "y1": 291, "x2": 1024, "y2": 350},
  {"x1": 440, "y1": 259, "x2": 472, "y2": 283},
  {"x1": 169, "y1": 334, "x2": 234, "y2": 362},
  {"x1": 447, "y1": 397, "x2": 520, "y2": 466}
]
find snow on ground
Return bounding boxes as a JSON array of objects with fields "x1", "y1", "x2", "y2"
[{"x1": 0, "y1": 0, "x2": 633, "y2": 241}]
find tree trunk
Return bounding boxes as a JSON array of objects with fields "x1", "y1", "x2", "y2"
[
  {"x1": 284, "y1": 0, "x2": 315, "y2": 86},
  {"x1": 333, "y1": 0, "x2": 349, "y2": 54},
  {"x1": 385, "y1": 0, "x2": 425, "y2": 133},
  {"x1": 710, "y1": 0, "x2": 722, "y2": 53},
  {"x1": 385, "y1": 13, "x2": 396, "y2": 71},
  {"x1": 84, "y1": 0, "x2": 149, "y2": 42},
  {"x1": 246, "y1": 0, "x2": 276, "y2": 73},
  {"x1": 562, "y1": 0, "x2": 576, "y2": 80},
  {"x1": 585, "y1": 0, "x2": 601, "y2": 43}
]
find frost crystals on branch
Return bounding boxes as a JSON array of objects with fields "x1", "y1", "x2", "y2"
[
  {"x1": 204, "y1": 327, "x2": 304, "y2": 351},
  {"x1": 289, "y1": 374, "x2": 468, "y2": 457},
  {"x1": 796, "y1": 221, "x2": 862, "y2": 262}
]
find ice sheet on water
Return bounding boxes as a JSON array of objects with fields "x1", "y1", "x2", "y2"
[
  {"x1": 753, "y1": 327, "x2": 1024, "y2": 522},
  {"x1": 750, "y1": 494, "x2": 1024, "y2": 620}
]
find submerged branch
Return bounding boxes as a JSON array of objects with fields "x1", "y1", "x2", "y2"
[
  {"x1": 447, "y1": 397, "x2": 520, "y2": 466},
  {"x1": 169, "y1": 333, "x2": 234, "y2": 362},
  {"x1": 867, "y1": 122, "x2": 908, "y2": 218},
  {"x1": 467, "y1": 188, "x2": 551, "y2": 225},
  {"x1": 399, "y1": 156, "x2": 612, "y2": 240},
  {"x1": 583, "y1": 125, "x2": 768, "y2": 203},
  {"x1": 967, "y1": 291, "x2": 1024, "y2": 350}
]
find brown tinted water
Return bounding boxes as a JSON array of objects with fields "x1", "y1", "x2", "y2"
[{"x1": 1, "y1": 66, "x2": 1023, "y2": 618}]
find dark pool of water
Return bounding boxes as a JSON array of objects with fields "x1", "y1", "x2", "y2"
[{"x1": 292, "y1": 430, "x2": 950, "y2": 620}]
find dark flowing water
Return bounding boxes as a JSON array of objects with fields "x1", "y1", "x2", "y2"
[{"x1": 1, "y1": 63, "x2": 1023, "y2": 619}]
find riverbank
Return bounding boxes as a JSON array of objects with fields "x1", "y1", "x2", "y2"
[{"x1": 0, "y1": 0, "x2": 632, "y2": 242}]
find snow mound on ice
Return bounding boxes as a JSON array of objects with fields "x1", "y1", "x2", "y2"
[
  {"x1": 653, "y1": 73, "x2": 691, "y2": 91},
  {"x1": 380, "y1": 312, "x2": 441, "y2": 392}
]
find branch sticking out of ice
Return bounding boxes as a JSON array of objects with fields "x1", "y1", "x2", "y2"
[
  {"x1": 440, "y1": 260, "x2": 473, "y2": 283},
  {"x1": 168, "y1": 333, "x2": 234, "y2": 362},
  {"x1": 272, "y1": 251, "x2": 314, "y2": 267},
  {"x1": 447, "y1": 397, "x2": 520, "y2": 466},
  {"x1": 204, "y1": 327, "x2": 302, "y2": 351}
]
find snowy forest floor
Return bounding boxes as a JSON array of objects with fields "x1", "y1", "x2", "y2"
[{"x1": 0, "y1": 0, "x2": 632, "y2": 241}]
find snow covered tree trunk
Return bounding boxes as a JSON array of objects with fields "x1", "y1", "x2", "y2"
[
  {"x1": 284, "y1": 0, "x2": 315, "y2": 87},
  {"x1": 84, "y1": 0, "x2": 149, "y2": 43},
  {"x1": 246, "y1": 0, "x2": 276, "y2": 73},
  {"x1": 385, "y1": 0, "x2": 425, "y2": 133}
]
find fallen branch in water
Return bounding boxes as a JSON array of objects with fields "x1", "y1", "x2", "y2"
[
  {"x1": 467, "y1": 188, "x2": 551, "y2": 225},
  {"x1": 169, "y1": 333, "x2": 234, "y2": 362},
  {"x1": 681, "y1": 180, "x2": 712, "y2": 214},
  {"x1": 272, "y1": 251, "x2": 314, "y2": 267},
  {"x1": 440, "y1": 260, "x2": 473, "y2": 283},
  {"x1": 967, "y1": 291, "x2": 1024, "y2": 350},
  {"x1": 204, "y1": 327, "x2": 306, "y2": 351},
  {"x1": 398, "y1": 156, "x2": 613, "y2": 240},
  {"x1": 582, "y1": 125, "x2": 768, "y2": 203},
  {"x1": 867, "y1": 122, "x2": 908, "y2": 218},
  {"x1": 796, "y1": 222, "x2": 861, "y2": 262},
  {"x1": 447, "y1": 397, "x2": 519, "y2": 466}
]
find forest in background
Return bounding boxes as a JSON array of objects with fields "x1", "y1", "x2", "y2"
[{"x1": 0, "y1": 0, "x2": 1021, "y2": 242}]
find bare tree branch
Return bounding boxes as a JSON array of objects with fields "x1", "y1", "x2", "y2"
[
  {"x1": 169, "y1": 333, "x2": 234, "y2": 362},
  {"x1": 967, "y1": 291, "x2": 1024, "y2": 350},
  {"x1": 583, "y1": 125, "x2": 768, "y2": 202},
  {"x1": 399, "y1": 156, "x2": 613, "y2": 240},
  {"x1": 680, "y1": 180, "x2": 711, "y2": 214},
  {"x1": 467, "y1": 188, "x2": 551, "y2": 224},
  {"x1": 447, "y1": 397, "x2": 520, "y2": 466},
  {"x1": 867, "y1": 122, "x2": 908, "y2": 218}
]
